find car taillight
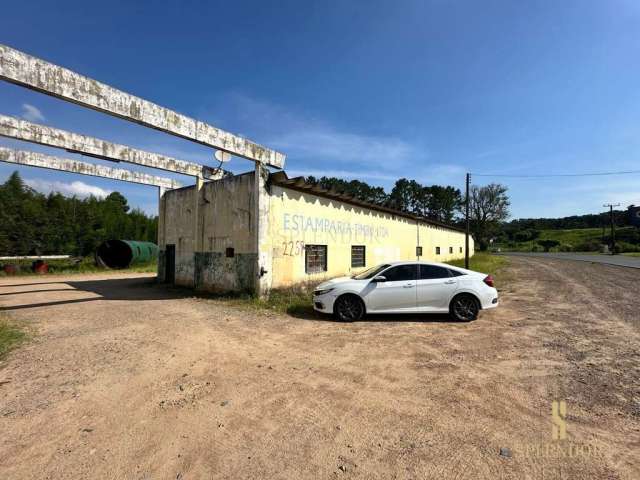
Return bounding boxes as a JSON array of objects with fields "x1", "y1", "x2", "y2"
[{"x1": 483, "y1": 275, "x2": 494, "y2": 288}]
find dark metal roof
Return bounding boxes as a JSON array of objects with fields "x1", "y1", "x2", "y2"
[{"x1": 269, "y1": 171, "x2": 465, "y2": 233}]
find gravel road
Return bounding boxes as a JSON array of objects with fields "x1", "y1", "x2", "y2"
[{"x1": 0, "y1": 257, "x2": 638, "y2": 479}]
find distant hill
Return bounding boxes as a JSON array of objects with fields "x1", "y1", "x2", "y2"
[
  {"x1": 495, "y1": 226, "x2": 639, "y2": 253},
  {"x1": 495, "y1": 207, "x2": 640, "y2": 253}
]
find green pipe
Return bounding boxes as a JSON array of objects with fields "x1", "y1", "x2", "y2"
[{"x1": 96, "y1": 240, "x2": 158, "y2": 269}]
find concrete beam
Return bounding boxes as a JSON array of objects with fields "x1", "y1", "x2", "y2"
[
  {"x1": 0, "y1": 147, "x2": 182, "y2": 190},
  {"x1": 0, "y1": 114, "x2": 222, "y2": 180},
  {"x1": 0, "y1": 44, "x2": 286, "y2": 169}
]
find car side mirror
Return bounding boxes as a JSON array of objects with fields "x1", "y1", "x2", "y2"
[{"x1": 372, "y1": 275, "x2": 387, "y2": 283}]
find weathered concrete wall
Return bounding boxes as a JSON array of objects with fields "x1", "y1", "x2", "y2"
[
  {"x1": 254, "y1": 164, "x2": 273, "y2": 296},
  {"x1": 159, "y1": 173, "x2": 257, "y2": 292},
  {"x1": 160, "y1": 186, "x2": 197, "y2": 286},
  {"x1": 267, "y1": 186, "x2": 473, "y2": 288}
]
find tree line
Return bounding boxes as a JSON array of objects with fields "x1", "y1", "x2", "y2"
[
  {"x1": 0, "y1": 172, "x2": 157, "y2": 256},
  {"x1": 0, "y1": 169, "x2": 514, "y2": 256},
  {"x1": 306, "y1": 175, "x2": 465, "y2": 223},
  {"x1": 306, "y1": 175, "x2": 510, "y2": 250}
]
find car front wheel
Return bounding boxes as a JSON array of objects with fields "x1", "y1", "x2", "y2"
[
  {"x1": 334, "y1": 294, "x2": 365, "y2": 322},
  {"x1": 449, "y1": 294, "x2": 480, "y2": 321}
]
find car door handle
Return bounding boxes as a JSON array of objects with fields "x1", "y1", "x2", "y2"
[
  {"x1": 403, "y1": 284, "x2": 414, "y2": 288},
  {"x1": 444, "y1": 280, "x2": 455, "y2": 284}
]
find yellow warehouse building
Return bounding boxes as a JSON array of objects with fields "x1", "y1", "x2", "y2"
[{"x1": 157, "y1": 167, "x2": 473, "y2": 295}]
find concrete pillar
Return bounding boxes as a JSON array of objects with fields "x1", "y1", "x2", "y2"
[
  {"x1": 254, "y1": 163, "x2": 273, "y2": 297},
  {"x1": 156, "y1": 186, "x2": 166, "y2": 282},
  {"x1": 194, "y1": 176, "x2": 204, "y2": 252},
  {"x1": 157, "y1": 186, "x2": 166, "y2": 247}
]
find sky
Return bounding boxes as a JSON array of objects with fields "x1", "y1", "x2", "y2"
[{"x1": 1, "y1": 0, "x2": 639, "y2": 219}]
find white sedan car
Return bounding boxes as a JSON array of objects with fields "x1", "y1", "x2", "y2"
[{"x1": 313, "y1": 261, "x2": 498, "y2": 322}]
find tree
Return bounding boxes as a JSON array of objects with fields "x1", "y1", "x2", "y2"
[
  {"x1": 388, "y1": 178, "x2": 422, "y2": 212},
  {"x1": 423, "y1": 185, "x2": 463, "y2": 223},
  {"x1": 306, "y1": 176, "x2": 388, "y2": 204},
  {"x1": 466, "y1": 183, "x2": 510, "y2": 250}
]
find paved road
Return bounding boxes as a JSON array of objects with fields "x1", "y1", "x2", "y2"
[{"x1": 500, "y1": 251, "x2": 640, "y2": 268}]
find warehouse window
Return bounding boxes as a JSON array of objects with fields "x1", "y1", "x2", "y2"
[
  {"x1": 435, "y1": 246, "x2": 441, "y2": 255},
  {"x1": 449, "y1": 246, "x2": 453, "y2": 254},
  {"x1": 351, "y1": 245, "x2": 366, "y2": 268},
  {"x1": 305, "y1": 245, "x2": 327, "y2": 273}
]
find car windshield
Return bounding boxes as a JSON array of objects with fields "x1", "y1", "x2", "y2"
[{"x1": 352, "y1": 264, "x2": 391, "y2": 280}]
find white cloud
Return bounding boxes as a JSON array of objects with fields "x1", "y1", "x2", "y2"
[
  {"x1": 223, "y1": 93, "x2": 423, "y2": 169},
  {"x1": 270, "y1": 128, "x2": 416, "y2": 167},
  {"x1": 24, "y1": 178, "x2": 111, "y2": 198},
  {"x1": 210, "y1": 93, "x2": 469, "y2": 188},
  {"x1": 21, "y1": 103, "x2": 45, "y2": 122}
]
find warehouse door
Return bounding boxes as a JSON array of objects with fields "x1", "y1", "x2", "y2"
[{"x1": 165, "y1": 244, "x2": 175, "y2": 284}]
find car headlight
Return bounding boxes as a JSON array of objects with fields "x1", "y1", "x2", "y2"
[{"x1": 314, "y1": 287, "x2": 334, "y2": 296}]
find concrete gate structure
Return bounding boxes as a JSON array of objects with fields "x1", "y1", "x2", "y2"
[{"x1": 1, "y1": 44, "x2": 471, "y2": 296}]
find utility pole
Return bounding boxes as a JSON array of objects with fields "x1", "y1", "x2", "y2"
[
  {"x1": 603, "y1": 203, "x2": 620, "y2": 255},
  {"x1": 465, "y1": 173, "x2": 470, "y2": 269}
]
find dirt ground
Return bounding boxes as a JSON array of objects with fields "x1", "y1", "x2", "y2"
[{"x1": 0, "y1": 257, "x2": 638, "y2": 479}]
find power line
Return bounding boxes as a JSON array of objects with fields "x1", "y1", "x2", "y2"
[{"x1": 470, "y1": 169, "x2": 640, "y2": 178}]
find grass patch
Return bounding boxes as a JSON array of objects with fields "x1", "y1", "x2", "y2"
[
  {"x1": 194, "y1": 282, "x2": 318, "y2": 318},
  {"x1": 0, "y1": 316, "x2": 27, "y2": 360},
  {"x1": 251, "y1": 286, "x2": 315, "y2": 316},
  {"x1": 622, "y1": 252, "x2": 640, "y2": 257},
  {"x1": 446, "y1": 252, "x2": 512, "y2": 287},
  {"x1": 446, "y1": 252, "x2": 508, "y2": 276},
  {"x1": 0, "y1": 257, "x2": 157, "y2": 276}
]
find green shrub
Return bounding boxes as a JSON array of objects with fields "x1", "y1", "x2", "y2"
[
  {"x1": 574, "y1": 240, "x2": 601, "y2": 252},
  {"x1": 537, "y1": 239, "x2": 560, "y2": 252},
  {"x1": 614, "y1": 241, "x2": 640, "y2": 253}
]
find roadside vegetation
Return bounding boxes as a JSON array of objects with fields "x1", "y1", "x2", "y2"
[
  {"x1": 0, "y1": 315, "x2": 27, "y2": 360},
  {"x1": 494, "y1": 226, "x2": 639, "y2": 253},
  {"x1": 447, "y1": 252, "x2": 509, "y2": 278},
  {"x1": 496, "y1": 209, "x2": 640, "y2": 253}
]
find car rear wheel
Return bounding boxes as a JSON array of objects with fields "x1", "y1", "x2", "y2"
[
  {"x1": 449, "y1": 294, "x2": 480, "y2": 321},
  {"x1": 334, "y1": 294, "x2": 365, "y2": 322}
]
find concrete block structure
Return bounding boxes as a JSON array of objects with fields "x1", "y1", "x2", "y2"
[{"x1": 158, "y1": 167, "x2": 474, "y2": 295}]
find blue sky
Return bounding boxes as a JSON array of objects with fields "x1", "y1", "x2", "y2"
[{"x1": 1, "y1": 0, "x2": 639, "y2": 218}]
